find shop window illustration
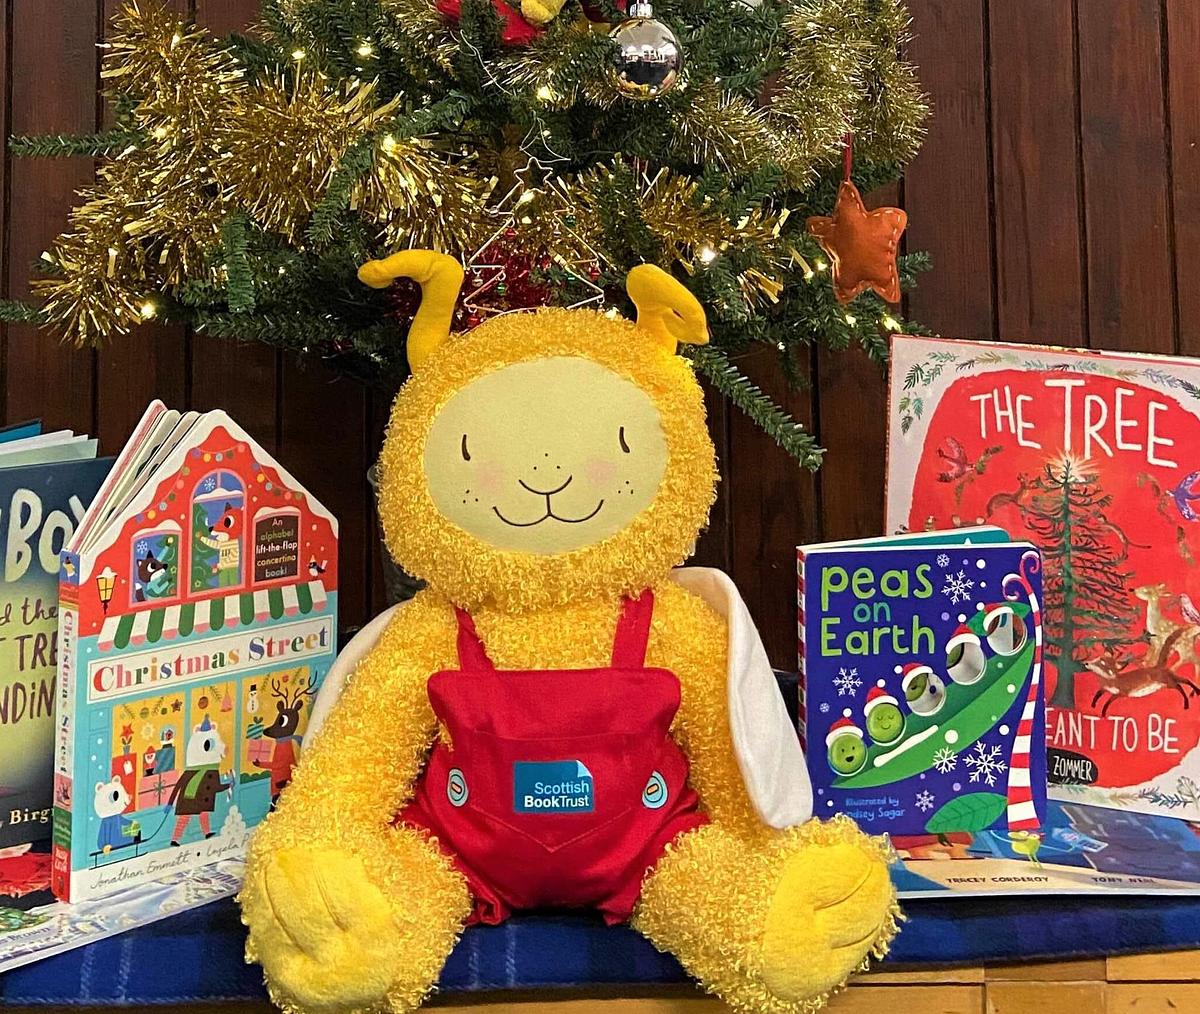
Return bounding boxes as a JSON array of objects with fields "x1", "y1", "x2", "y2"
[
  {"x1": 190, "y1": 470, "x2": 246, "y2": 593},
  {"x1": 252, "y1": 507, "x2": 301, "y2": 585},
  {"x1": 130, "y1": 524, "x2": 180, "y2": 605}
]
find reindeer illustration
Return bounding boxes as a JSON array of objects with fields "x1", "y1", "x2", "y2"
[
  {"x1": 1084, "y1": 629, "x2": 1200, "y2": 717},
  {"x1": 254, "y1": 671, "x2": 318, "y2": 805},
  {"x1": 1134, "y1": 583, "x2": 1200, "y2": 677}
]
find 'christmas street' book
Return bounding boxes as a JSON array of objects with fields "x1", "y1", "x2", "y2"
[
  {"x1": 886, "y1": 336, "x2": 1200, "y2": 820},
  {"x1": 0, "y1": 426, "x2": 110, "y2": 850},
  {"x1": 52, "y1": 402, "x2": 338, "y2": 902},
  {"x1": 798, "y1": 531, "x2": 1047, "y2": 837}
]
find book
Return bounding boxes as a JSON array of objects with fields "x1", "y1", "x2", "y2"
[
  {"x1": 52, "y1": 402, "x2": 338, "y2": 902},
  {"x1": 798, "y1": 530, "x2": 1047, "y2": 837},
  {"x1": 0, "y1": 846, "x2": 241, "y2": 974},
  {"x1": 886, "y1": 336, "x2": 1200, "y2": 820},
  {"x1": 0, "y1": 426, "x2": 110, "y2": 850},
  {"x1": 891, "y1": 799, "x2": 1200, "y2": 897}
]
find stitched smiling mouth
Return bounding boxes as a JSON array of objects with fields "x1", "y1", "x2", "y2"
[{"x1": 492, "y1": 475, "x2": 605, "y2": 527}]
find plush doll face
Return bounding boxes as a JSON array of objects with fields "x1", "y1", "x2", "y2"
[
  {"x1": 423, "y1": 356, "x2": 668, "y2": 555},
  {"x1": 370, "y1": 257, "x2": 717, "y2": 611}
]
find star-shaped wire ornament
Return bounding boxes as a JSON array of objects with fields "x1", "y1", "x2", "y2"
[{"x1": 806, "y1": 179, "x2": 907, "y2": 305}]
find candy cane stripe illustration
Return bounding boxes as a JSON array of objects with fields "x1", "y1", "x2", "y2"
[{"x1": 1003, "y1": 550, "x2": 1044, "y2": 831}]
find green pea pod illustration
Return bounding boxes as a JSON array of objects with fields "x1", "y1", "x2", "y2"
[{"x1": 832, "y1": 602, "x2": 1034, "y2": 789}]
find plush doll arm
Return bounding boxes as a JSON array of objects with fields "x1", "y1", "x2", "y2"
[
  {"x1": 250, "y1": 590, "x2": 456, "y2": 849},
  {"x1": 240, "y1": 591, "x2": 472, "y2": 1013},
  {"x1": 520, "y1": 0, "x2": 566, "y2": 25}
]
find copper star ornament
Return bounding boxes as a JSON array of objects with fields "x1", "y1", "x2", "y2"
[{"x1": 806, "y1": 179, "x2": 907, "y2": 305}]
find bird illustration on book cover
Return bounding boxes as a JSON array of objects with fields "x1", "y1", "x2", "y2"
[{"x1": 886, "y1": 337, "x2": 1200, "y2": 819}]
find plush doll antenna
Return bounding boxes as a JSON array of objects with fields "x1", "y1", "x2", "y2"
[{"x1": 240, "y1": 250, "x2": 900, "y2": 1014}]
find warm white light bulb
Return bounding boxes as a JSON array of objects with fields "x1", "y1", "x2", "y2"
[
  {"x1": 845, "y1": 313, "x2": 857, "y2": 325},
  {"x1": 140, "y1": 301, "x2": 158, "y2": 319},
  {"x1": 292, "y1": 48, "x2": 306, "y2": 61},
  {"x1": 536, "y1": 85, "x2": 555, "y2": 101},
  {"x1": 699, "y1": 245, "x2": 717, "y2": 264},
  {"x1": 356, "y1": 41, "x2": 375, "y2": 57}
]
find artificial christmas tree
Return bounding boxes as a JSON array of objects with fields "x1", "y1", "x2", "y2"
[{"x1": 2, "y1": 0, "x2": 927, "y2": 464}]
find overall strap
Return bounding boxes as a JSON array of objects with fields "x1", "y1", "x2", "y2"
[
  {"x1": 454, "y1": 607, "x2": 496, "y2": 671},
  {"x1": 611, "y1": 590, "x2": 655, "y2": 668}
]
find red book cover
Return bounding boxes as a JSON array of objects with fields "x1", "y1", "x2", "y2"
[{"x1": 886, "y1": 336, "x2": 1200, "y2": 819}]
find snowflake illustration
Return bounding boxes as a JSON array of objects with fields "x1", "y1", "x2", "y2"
[
  {"x1": 135, "y1": 539, "x2": 149, "y2": 554},
  {"x1": 942, "y1": 569, "x2": 975, "y2": 604},
  {"x1": 834, "y1": 667, "x2": 862, "y2": 697},
  {"x1": 936, "y1": 553, "x2": 950, "y2": 569},
  {"x1": 965, "y1": 741, "x2": 1008, "y2": 787},
  {"x1": 819, "y1": 702, "x2": 830, "y2": 714},
  {"x1": 915, "y1": 790, "x2": 935, "y2": 813},
  {"x1": 202, "y1": 476, "x2": 217, "y2": 492},
  {"x1": 932, "y1": 746, "x2": 958, "y2": 774}
]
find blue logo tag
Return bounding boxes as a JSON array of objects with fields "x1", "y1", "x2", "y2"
[{"x1": 513, "y1": 760, "x2": 594, "y2": 814}]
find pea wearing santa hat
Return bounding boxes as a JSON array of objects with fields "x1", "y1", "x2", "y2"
[
  {"x1": 864, "y1": 681, "x2": 905, "y2": 744},
  {"x1": 946, "y1": 623, "x2": 986, "y2": 685},
  {"x1": 901, "y1": 661, "x2": 946, "y2": 717},
  {"x1": 826, "y1": 711, "x2": 867, "y2": 775}
]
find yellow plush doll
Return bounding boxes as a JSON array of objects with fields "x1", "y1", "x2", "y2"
[{"x1": 239, "y1": 250, "x2": 900, "y2": 1014}]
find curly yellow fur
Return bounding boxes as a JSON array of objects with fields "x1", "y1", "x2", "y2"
[{"x1": 241, "y1": 260, "x2": 897, "y2": 1014}]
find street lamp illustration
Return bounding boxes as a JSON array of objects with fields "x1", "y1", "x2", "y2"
[{"x1": 96, "y1": 566, "x2": 116, "y2": 613}]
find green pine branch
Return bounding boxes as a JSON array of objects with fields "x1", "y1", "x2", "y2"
[
  {"x1": 688, "y1": 346, "x2": 825, "y2": 471},
  {"x1": 0, "y1": 299, "x2": 48, "y2": 324},
  {"x1": 9, "y1": 129, "x2": 138, "y2": 158}
]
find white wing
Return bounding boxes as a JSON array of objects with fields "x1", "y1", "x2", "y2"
[{"x1": 671, "y1": 567, "x2": 811, "y2": 829}]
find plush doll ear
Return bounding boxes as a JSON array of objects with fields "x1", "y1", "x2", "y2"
[
  {"x1": 626, "y1": 264, "x2": 709, "y2": 353},
  {"x1": 358, "y1": 250, "x2": 464, "y2": 372}
]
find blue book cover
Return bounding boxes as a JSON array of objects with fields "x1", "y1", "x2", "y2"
[
  {"x1": 799, "y1": 539, "x2": 1047, "y2": 837},
  {"x1": 0, "y1": 456, "x2": 111, "y2": 849}
]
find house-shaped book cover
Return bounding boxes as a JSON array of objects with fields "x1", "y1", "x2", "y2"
[
  {"x1": 887, "y1": 335, "x2": 1200, "y2": 820},
  {"x1": 52, "y1": 404, "x2": 338, "y2": 901}
]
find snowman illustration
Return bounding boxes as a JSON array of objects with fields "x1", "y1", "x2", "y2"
[{"x1": 247, "y1": 684, "x2": 260, "y2": 716}]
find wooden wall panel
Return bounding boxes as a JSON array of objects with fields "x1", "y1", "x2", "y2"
[
  {"x1": 1167, "y1": 0, "x2": 1200, "y2": 357},
  {"x1": 1077, "y1": 0, "x2": 1175, "y2": 354},
  {"x1": 6, "y1": 2, "x2": 98, "y2": 434},
  {"x1": 904, "y1": 0, "x2": 994, "y2": 340},
  {"x1": 988, "y1": 0, "x2": 1086, "y2": 346}
]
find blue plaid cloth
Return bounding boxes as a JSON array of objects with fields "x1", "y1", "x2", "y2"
[{"x1": 5, "y1": 894, "x2": 1200, "y2": 1006}]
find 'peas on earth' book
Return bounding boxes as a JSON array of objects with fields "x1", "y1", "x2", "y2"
[
  {"x1": 52, "y1": 402, "x2": 338, "y2": 902},
  {"x1": 798, "y1": 531, "x2": 1047, "y2": 837},
  {"x1": 887, "y1": 335, "x2": 1200, "y2": 821},
  {"x1": 0, "y1": 423, "x2": 110, "y2": 850}
]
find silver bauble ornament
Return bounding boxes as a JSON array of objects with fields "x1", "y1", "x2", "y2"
[{"x1": 609, "y1": 1, "x2": 683, "y2": 101}]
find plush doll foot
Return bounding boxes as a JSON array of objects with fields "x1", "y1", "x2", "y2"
[
  {"x1": 634, "y1": 818, "x2": 899, "y2": 1014},
  {"x1": 240, "y1": 835, "x2": 470, "y2": 1013}
]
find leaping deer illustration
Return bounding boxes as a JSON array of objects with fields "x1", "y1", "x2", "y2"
[
  {"x1": 1084, "y1": 629, "x2": 1200, "y2": 717},
  {"x1": 1134, "y1": 583, "x2": 1200, "y2": 677}
]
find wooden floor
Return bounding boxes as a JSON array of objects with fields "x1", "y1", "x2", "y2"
[{"x1": 10, "y1": 951, "x2": 1200, "y2": 1013}]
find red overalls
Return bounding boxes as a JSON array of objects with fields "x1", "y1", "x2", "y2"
[{"x1": 398, "y1": 591, "x2": 708, "y2": 925}]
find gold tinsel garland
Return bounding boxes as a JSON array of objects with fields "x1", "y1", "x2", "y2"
[{"x1": 29, "y1": 0, "x2": 926, "y2": 346}]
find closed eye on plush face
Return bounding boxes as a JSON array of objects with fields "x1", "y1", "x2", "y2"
[{"x1": 423, "y1": 356, "x2": 669, "y2": 556}]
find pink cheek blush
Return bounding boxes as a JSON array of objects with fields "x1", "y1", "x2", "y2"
[
  {"x1": 474, "y1": 463, "x2": 507, "y2": 496},
  {"x1": 585, "y1": 458, "x2": 619, "y2": 486}
]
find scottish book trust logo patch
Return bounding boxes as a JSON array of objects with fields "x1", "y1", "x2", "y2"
[{"x1": 513, "y1": 760, "x2": 594, "y2": 813}]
